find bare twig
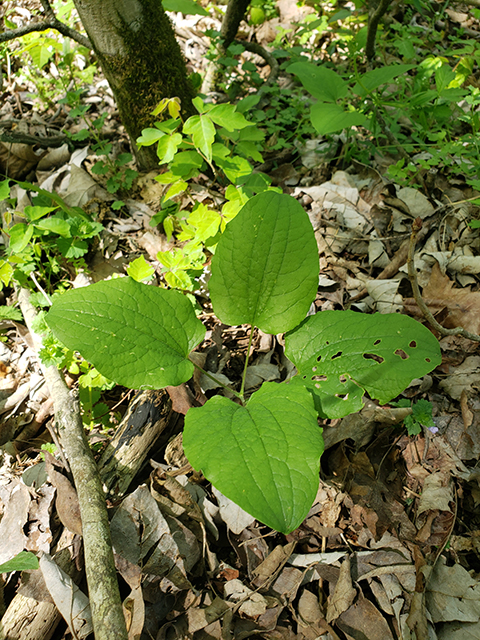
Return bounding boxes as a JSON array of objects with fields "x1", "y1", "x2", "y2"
[
  {"x1": 0, "y1": 0, "x2": 91, "y2": 49},
  {"x1": 17, "y1": 288, "x2": 128, "y2": 640},
  {"x1": 407, "y1": 218, "x2": 480, "y2": 343}
]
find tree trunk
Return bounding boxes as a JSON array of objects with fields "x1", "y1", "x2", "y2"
[
  {"x1": 221, "y1": 0, "x2": 251, "y2": 49},
  {"x1": 72, "y1": 0, "x2": 196, "y2": 170}
]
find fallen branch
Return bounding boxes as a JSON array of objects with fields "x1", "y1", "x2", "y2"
[
  {"x1": 407, "y1": 218, "x2": 480, "y2": 343},
  {"x1": 17, "y1": 288, "x2": 128, "y2": 640}
]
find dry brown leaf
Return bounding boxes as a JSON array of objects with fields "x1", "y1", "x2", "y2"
[
  {"x1": 251, "y1": 542, "x2": 296, "y2": 589},
  {"x1": 326, "y1": 556, "x2": 356, "y2": 623},
  {"x1": 337, "y1": 591, "x2": 395, "y2": 640},
  {"x1": 421, "y1": 262, "x2": 480, "y2": 335},
  {"x1": 45, "y1": 452, "x2": 82, "y2": 537}
]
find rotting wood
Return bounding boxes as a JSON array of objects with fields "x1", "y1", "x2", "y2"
[{"x1": 98, "y1": 388, "x2": 176, "y2": 499}]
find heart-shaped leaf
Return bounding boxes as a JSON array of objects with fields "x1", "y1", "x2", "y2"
[
  {"x1": 310, "y1": 103, "x2": 367, "y2": 135},
  {"x1": 209, "y1": 192, "x2": 319, "y2": 334},
  {"x1": 285, "y1": 311, "x2": 441, "y2": 418},
  {"x1": 46, "y1": 278, "x2": 205, "y2": 389},
  {"x1": 183, "y1": 382, "x2": 323, "y2": 534}
]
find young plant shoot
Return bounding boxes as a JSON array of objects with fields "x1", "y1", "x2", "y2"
[{"x1": 45, "y1": 191, "x2": 441, "y2": 533}]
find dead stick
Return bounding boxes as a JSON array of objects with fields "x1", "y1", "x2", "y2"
[
  {"x1": 17, "y1": 288, "x2": 128, "y2": 640},
  {"x1": 407, "y1": 218, "x2": 480, "y2": 343}
]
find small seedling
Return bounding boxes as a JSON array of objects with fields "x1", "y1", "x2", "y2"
[{"x1": 45, "y1": 191, "x2": 441, "y2": 533}]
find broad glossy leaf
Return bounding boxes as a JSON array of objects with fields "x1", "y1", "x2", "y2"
[
  {"x1": 206, "y1": 104, "x2": 250, "y2": 131},
  {"x1": 310, "y1": 103, "x2": 367, "y2": 135},
  {"x1": 156, "y1": 132, "x2": 183, "y2": 164},
  {"x1": 287, "y1": 61, "x2": 348, "y2": 101},
  {"x1": 136, "y1": 128, "x2": 165, "y2": 147},
  {"x1": 285, "y1": 310, "x2": 441, "y2": 419},
  {"x1": 183, "y1": 115, "x2": 216, "y2": 163},
  {"x1": 35, "y1": 217, "x2": 71, "y2": 237},
  {"x1": 183, "y1": 382, "x2": 323, "y2": 533},
  {"x1": 46, "y1": 278, "x2": 205, "y2": 389},
  {"x1": 9, "y1": 223, "x2": 34, "y2": 253},
  {"x1": 209, "y1": 192, "x2": 319, "y2": 334},
  {"x1": 352, "y1": 64, "x2": 414, "y2": 96}
]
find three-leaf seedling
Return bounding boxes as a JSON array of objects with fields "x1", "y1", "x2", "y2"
[{"x1": 45, "y1": 191, "x2": 441, "y2": 533}]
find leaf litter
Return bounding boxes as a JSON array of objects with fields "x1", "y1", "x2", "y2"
[{"x1": 1, "y1": 3, "x2": 480, "y2": 640}]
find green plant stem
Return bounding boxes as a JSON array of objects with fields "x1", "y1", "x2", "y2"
[
  {"x1": 239, "y1": 325, "x2": 254, "y2": 399},
  {"x1": 188, "y1": 356, "x2": 242, "y2": 399}
]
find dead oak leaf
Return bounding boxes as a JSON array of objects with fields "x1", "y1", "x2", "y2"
[{"x1": 421, "y1": 262, "x2": 480, "y2": 335}]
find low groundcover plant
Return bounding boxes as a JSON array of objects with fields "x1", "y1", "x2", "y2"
[{"x1": 45, "y1": 191, "x2": 441, "y2": 534}]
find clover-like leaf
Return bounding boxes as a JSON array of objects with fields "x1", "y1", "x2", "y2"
[
  {"x1": 285, "y1": 310, "x2": 441, "y2": 419},
  {"x1": 209, "y1": 192, "x2": 319, "y2": 334},
  {"x1": 183, "y1": 382, "x2": 323, "y2": 533},
  {"x1": 46, "y1": 278, "x2": 205, "y2": 389}
]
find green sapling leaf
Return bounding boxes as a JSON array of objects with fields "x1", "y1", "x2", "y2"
[
  {"x1": 287, "y1": 61, "x2": 348, "y2": 102},
  {"x1": 285, "y1": 310, "x2": 441, "y2": 419},
  {"x1": 310, "y1": 103, "x2": 367, "y2": 135},
  {"x1": 183, "y1": 382, "x2": 323, "y2": 533},
  {"x1": 45, "y1": 278, "x2": 205, "y2": 389},
  {"x1": 209, "y1": 191, "x2": 319, "y2": 334},
  {"x1": 183, "y1": 115, "x2": 216, "y2": 163},
  {"x1": 0, "y1": 551, "x2": 39, "y2": 573}
]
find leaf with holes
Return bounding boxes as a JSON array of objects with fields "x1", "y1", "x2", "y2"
[
  {"x1": 183, "y1": 382, "x2": 323, "y2": 533},
  {"x1": 285, "y1": 311, "x2": 441, "y2": 419},
  {"x1": 209, "y1": 191, "x2": 319, "y2": 334},
  {"x1": 46, "y1": 278, "x2": 205, "y2": 389}
]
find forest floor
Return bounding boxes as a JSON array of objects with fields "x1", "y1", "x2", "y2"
[{"x1": 1, "y1": 2, "x2": 480, "y2": 640}]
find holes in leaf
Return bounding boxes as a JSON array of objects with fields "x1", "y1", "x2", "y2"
[
  {"x1": 315, "y1": 383, "x2": 320, "y2": 389},
  {"x1": 339, "y1": 374, "x2": 347, "y2": 383},
  {"x1": 312, "y1": 375, "x2": 327, "y2": 382},
  {"x1": 425, "y1": 357, "x2": 431, "y2": 363},
  {"x1": 409, "y1": 340, "x2": 417, "y2": 348},
  {"x1": 302, "y1": 375, "x2": 307, "y2": 380},
  {"x1": 312, "y1": 366, "x2": 317, "y2": 372},
  {"x1": 363, "y1": 353, "x2": 384, "y2": 364},
  {"x1": 395, "y1": 349, "x2": 409, "y2": 360},
  {"x1": 316, "y1": 355, "x2": 322, "y2": 362},
  {"x1": 331, "y1": 351, "x2": 342, "y2": 360},
  {"x1": 374, "y1": 339, "x2": 381, "y2": 346},
  {"x1": 335, "y1": 393, "x2": 349, "y2": 400}
]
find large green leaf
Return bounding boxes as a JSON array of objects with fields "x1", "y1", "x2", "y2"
[
  {"x1": 209, "y1": 192, "x2": 319, "y2": 334},
  {"x1": 352, "y1": 64, "x2": 415, "y2": 97},
  {"x1": 285, "y1": 311, "x2": 441, "y2": 419},
  {"x1": 46, "y1": 278, "x2": 205, "y2": 389},
  {"x1": 183, "y1": 382, "x2": 323, "y2": 533},
  {"x1": 310, "y1": 103, "x2": 367, "y2": 135},
  {"x1": 287, "y1": 61, "x2": 348, "y2": 102}
]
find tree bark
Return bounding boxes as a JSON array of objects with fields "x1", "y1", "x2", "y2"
[
  {"x1": 72, "y1": 0, "x2": 196, "y2": 170},
  {"x1": 221, "y1": 0, "x2": 251, "y2": 49}
]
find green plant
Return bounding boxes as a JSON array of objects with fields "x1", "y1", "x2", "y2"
[
  {"x1": 1, "y1": 180, "x2": 103, "y2": 290},
  {"x1": 0, "y1": 551, "x2": 39, "y2": 573},
  {"x1": 60, "y1": 90, "x2": 138, "y2": 209},
  {"x1": 286, "y1": 53, "x2": 480, "y2": 182},
  {"x1": 44, "y1": 191, "x2": 441, "y2": 533},
  {"x1": 392, "y1": 398, "x2": 436, "y2": 437},
  {"x1": 137, "y1": 96, "x2": 275, "y2": 290}
]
